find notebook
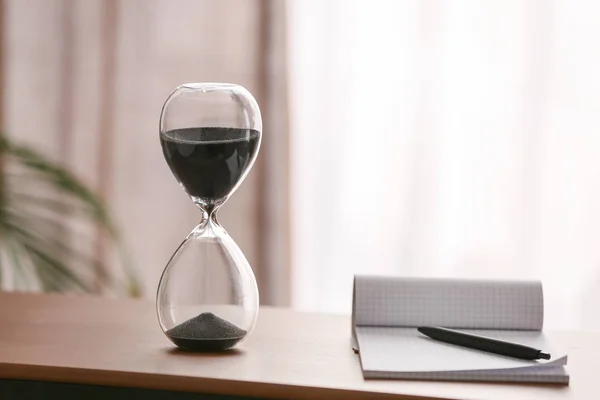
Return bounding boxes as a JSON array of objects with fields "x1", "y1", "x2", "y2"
[{"x1": 351, "y1": 275, "x2": 569, "y2": 384}]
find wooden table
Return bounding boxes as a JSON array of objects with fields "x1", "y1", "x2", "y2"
[{"x1": 0, "y1": 292, "x2": 595, "y2": 399}]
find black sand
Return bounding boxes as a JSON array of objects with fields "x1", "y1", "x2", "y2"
[
  {"x1": 160, "y1": 127, "x2": 260, "y2": 200},
  {"x1": 166, "y1": 312, "x2": 247, "y2": 351}
]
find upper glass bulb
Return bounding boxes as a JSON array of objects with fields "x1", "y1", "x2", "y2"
[{"x1": 159, "y1": 83, "x2": 262, "y2": 209}]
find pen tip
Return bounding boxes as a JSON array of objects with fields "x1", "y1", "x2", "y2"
[{"x1": 539, "y1": 352, "x2": 551, "y2": 360}]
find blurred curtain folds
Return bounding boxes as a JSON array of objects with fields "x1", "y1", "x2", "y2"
[{"x1": 1, "y1": 0, "x2": 290, "y2": 304}]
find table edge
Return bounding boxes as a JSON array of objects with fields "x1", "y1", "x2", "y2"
[{"x1": 0, "y1": 362, "x2": 448, "y2": 400}]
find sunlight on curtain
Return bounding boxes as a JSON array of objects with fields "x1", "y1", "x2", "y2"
[{"x1": 288, "y1": 0, "x2": 600, "y2": 330}]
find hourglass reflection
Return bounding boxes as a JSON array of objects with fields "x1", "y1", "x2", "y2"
[{"x1": 157, "y1": 83, "x2": 261, "y2": 351}]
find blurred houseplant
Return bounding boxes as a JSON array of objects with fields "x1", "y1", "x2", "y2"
[{"x1": 0, "y1": 136, "x2": 140, "y2": 296}]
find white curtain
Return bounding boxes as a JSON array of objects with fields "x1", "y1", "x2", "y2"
[
  {"x1": 3, "y1": 0, "x2": 290, "y2": 302},
  {"x1": 288, "y1": 0, "x2": 600, "y2": 330}
]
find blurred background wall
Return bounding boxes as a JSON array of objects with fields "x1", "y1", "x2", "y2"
[
  {"x1": 2, "y1": 0, "x2": 600, "y2": 331},
  {"x1": 1, "y1": 0, "x2": 290, "y2": 304},
  {"x1": 289, "y1": 0, "x2": 600, "y2": 330}
]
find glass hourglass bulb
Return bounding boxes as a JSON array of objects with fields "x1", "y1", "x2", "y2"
[{"x1": 157, "y1": 83, "x2": 261, "y2": 351}]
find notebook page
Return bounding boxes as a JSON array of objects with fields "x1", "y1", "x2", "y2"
[
  {"x1": 363, "y1": 365, "x2": 569, "y2": 383},
  {"x1": 356, "y1": 327, "x2": 566, "y2": 374},
  {"x1": 353, "y1": 276, "x2": 543, "y2": 330}
]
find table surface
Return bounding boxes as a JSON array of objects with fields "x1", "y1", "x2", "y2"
[{"x1": 0, "y1": 292, "x2": 595, "y2": 400}]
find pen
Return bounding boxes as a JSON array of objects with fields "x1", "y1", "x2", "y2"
[{"x1": 417, "y1": 326, "x2": 551, "y2": 361}]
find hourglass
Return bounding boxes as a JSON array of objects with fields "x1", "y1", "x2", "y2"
[{"x1": 157, "y1": 83, "x2": 261, "y2": 351}]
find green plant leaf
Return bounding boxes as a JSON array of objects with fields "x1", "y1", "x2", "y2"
[
  {"x1": 0, "y1": 216, "x2": 89, "y2": 290},
  {"x1": 5, "y1": 239, "x2": 30, "y2": 290},
  {"x1": 0, "y1": 135, "x2": 141, "y2": 296}
]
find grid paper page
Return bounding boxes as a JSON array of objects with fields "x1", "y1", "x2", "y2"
[
  {"x1": 353, "y1": 276, "x2": 543, "y2": 330},
  {"x1": 356, "y1": 327, "x2": 568, "y2": 383}
]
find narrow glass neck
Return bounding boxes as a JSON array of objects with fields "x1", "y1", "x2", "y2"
[
  {"x1": 192, "y1": 195, "x2": 227, "y2": 218},
  {"x1": 191, "y1": 211, "x2": 225, "y2": 240},
  {"x1": 198, "y1": 206, "x2": 221, "y2": 229}
]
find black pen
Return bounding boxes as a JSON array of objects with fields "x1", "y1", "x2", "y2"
[{"x1": 417, "y1": 326, "x2": 551, "y2": 361}]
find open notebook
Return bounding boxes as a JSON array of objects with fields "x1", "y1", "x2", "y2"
[{"x1": 351, "y1": 276, "x2": 569, "y2": 384}]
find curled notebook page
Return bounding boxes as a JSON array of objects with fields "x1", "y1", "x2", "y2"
[
  {"x1": 353, "y1": 276, "x2": 544, "y2": 330},
  {"x1": 351, "y1": 276, "x2": 567, "y2": 383}
]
